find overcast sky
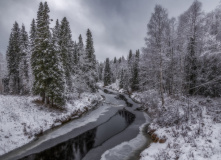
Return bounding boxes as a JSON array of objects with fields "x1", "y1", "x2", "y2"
[{"x1": 0, "y1": 0, "x2": 220, "y2": 61}]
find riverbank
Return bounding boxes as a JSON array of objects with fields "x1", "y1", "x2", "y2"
[
  {"x1": 102, "y1": 81, "x2": 221, "y2": 159},
  {"x1": 0, "y1": 92, "x2": 103, "y2": 156},
  {"x1": 131, "y1": 91, "x2": 221, "y2": 160}
]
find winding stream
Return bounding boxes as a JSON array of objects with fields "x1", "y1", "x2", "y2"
[{"x1": 0, "y1": 89, "x2": 151, "y2": 160}]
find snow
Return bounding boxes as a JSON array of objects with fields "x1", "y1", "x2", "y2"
[
  {"x1": 131, "y1": 92, "x2": 221, "y2": 160},
  {"x1": 0, "y1": 92, "x2": 103, "y2": 156}
]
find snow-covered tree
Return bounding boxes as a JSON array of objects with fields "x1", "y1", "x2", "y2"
[
  {"x1": 19, "y1": 24, "x2": 30, "y2": 94},
  {"x1": 104, "y1": 58, "x2": 111, "y2": 86},
  {"x1": 59, "y1": 17, "x2": 73, "y2": 91},
  {"x1": 46, "y1": 19, "x2": 66, "y2": 106},
  {"x1": 131, "y1": 50, "x2": 140, "y2": 91},
  {"x1": 31, "y1": 2, "x2": 51, "y2": 102},
  {"x1": 144, "y1": 4, "x2": 169, "y2": 105},
  {"x1": 83, "y1": 29, "x2": 97, "y2": 92},
  {"x1": 6, "y1": 21, "x2": 21, "y2": 94}
]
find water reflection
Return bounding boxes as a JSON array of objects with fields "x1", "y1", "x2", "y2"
[{"x1": 19, "y1": 109, "x2": 135, "y2": 160}]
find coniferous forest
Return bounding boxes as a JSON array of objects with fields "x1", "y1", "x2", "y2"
[{"x1": 3, "y1": 2, "x2": 97, "y2": 107}]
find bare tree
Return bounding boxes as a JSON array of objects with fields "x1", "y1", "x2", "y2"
[{"x1": 145, "y1": 5, "x2": 169, "y2": 106}]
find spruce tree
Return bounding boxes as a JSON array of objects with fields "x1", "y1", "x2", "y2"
[
  {"x1": 29, "y1": 19, "x2": 36, "y2": 52},
  {"x1": 78, "y1": 34, "x2": 84, "y2": 53},
  {"x1": 59, "y1": 17, "x2": 73, "y2": 90},
  {"x1": 127, "y1": 49, "x2": 133, "y2": 91},
  {"x1": 104, "y1": 58, "x2": 111, "y2": 86},
  {"x1": 114, "y1": 57, "x2": 117, "y2": 63},
  {"x1": 78, "y1": 34, "x2": 84, "y2": 69},
  {"x1": 74, "y1": 42, "x2": 79, "y2": 65},
  {"x1": 85, "y1": 29, "x2": 96, "y2": 71},
  {"x1": 83, "y1": 29, "x2": 97, "y2": 92},
  {"x1": 131, "y1": 50, "x2": 140, "y2": 91},
  {"x1": 6, "y1": 21, "x2": 21, "y2": 94},
  {"x1": 29, "y1": 19, "x2": 36, "y2": 91},
  {"x1": 19, "y1": 24, "x2": 30, "y2": 94},
  {"x1": 119, "y1": 69, "x2": 124, "y2": 89},
  {"x1": 31, "y1": 2, "x2": 51, "y2": 102},
  {"x1": 46, "y1": 19, "x2": 65, "y2": 106},
  {"x1": 128, "y1": 49, "x2": 133, "y2": 62}
]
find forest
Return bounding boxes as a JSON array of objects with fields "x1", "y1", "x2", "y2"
[
  {"x1": 3, "y1": 2, "x2": 97, "y2": 107},
  {"x1": 102, "y1": 0, "x2": 221, "y2": 101},
  {"x1": 1, "y1": 0, "x2": 221, "y2": 159}
]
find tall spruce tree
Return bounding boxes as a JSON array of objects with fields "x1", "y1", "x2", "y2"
[
  {"x1": 72, "y1": 41, "x2": 79, "y2": 74},
  {"x1": 29, "y1": 19, "x2": 36, "y2": 91},
  {"x1": 85, "y1": 29, "x2": 96, "y2": 71},
  {"x1": 31, "y1": 2, "x2": 51, "y2": 102},
  {"x1": 104, "y1": 58, "x2": 111, "y2": 86},
  {"x1": 46, "y1": 19, "x2": 66, "y2": 106},
  {"x1": 6, "y1": 21, "x2": 21, "y2": 94},
  {"x1": 83, "y1": 29, "x2": 97, "y2": 92},
  {"x1": 59, "y1": 17, "x2": 73, "y2": 90},
  {"x1": 19, "y1": 24, "x2": 30, "y2": 94},
  {"x1": 29, "y1": 19, "x2": 36, "y2": 52},
  {"x1": 78, "y1": 34, "x2": 84, "y2": 70},
  {"x1": 131, "y1": 50, "x2": 140, "y2": 91}
]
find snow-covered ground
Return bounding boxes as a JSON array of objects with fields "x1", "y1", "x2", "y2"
[
  {"x1": 131, "y1": 92, "x2": 221, "y2": 160},
  {"x1": 0, "y1": 92, "x2": 102, "y2": 156}
]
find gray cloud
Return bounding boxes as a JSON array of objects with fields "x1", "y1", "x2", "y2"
[{"x1": 0, "y1": 0, "x2": 220, "y2": 61}]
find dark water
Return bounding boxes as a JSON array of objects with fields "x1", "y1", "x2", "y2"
[{"x1": 19, "y1": 109, "x2": 135, "y2": 160}]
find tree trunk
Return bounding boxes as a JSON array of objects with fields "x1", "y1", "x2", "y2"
[
  {"x1": 46, "y1": 96, "x2": 50, "y2": 105},
  {"x1": 41, "y1": 92, "x2": 45, "y2": 103}
]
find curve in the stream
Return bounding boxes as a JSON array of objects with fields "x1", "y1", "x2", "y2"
[{"x1": 18, "y1": 109, "x2": 135, "y2": 160}]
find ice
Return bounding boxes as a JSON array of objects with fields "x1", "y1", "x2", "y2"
[{"x1": 101, "y1": 113, "x2": 150, "y2": 160}]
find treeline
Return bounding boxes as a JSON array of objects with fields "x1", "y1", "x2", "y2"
[
  {"x1": 100, "y1": 49, "x2": 140, "y2": 92},
  {"x1": 3, "y1": 2, "x2": 97, "y2": 106},
  {"x1": 101, "y1": 0, "x2": 221, "y2": 105}
]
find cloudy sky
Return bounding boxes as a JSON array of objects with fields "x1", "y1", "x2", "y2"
[{"x1": 0, "y1": 0, "x2": 220, "y2": 61}]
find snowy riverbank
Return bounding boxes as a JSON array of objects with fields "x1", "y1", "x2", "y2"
[
  {"x1": 0, "y1": 92, "x2": 103, "y2": 156},
  {"x1": 102, "y1": 81, "x2": 221, "y2": 159},
  {"x1": 131, "y1": 92, "x2": 221, "y2": 160}
]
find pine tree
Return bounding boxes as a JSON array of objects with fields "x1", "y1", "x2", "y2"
[
  {"x1": 32, "y1": 2, "x2": 51, "y2": 102},
  {"x1": 78, "y1": 34, "x2": 84, "y2": 70},
  {"x1": 72, "y1": 41, "x2": 79, "y2": 74},
  {"x1": 59, "y1": 17, "x2": 73, "y2": 90},
  {"x1": 6, "y1": 21, "x2": 21, "y2": 94},
  {"x1": 114, "y1": 57, "x2": 117, "y2": 63},
  {"x1": 29, "y1": 19, "x2": 36, "y2": 92},
  {"x1": 78, "y1": 34, "x2": 84, "y2": 54},
  {"x1": 119, "y1": 69, "x2": 124, "y2": 89},
  {"x1": 104, "y1": 58, "x2": 111, "y2": 86},
  {"x1": 85, "y1": 29, "x2": 96, "y2": 71},
  {"x1": 29, "y1": 19, "x2": 36, "y2": 52},
  {"x1": 46, "y1": 19, "x2": 66, "y2": 106},
  {"x1": 83, "y1": 29, "x2": 97, "y2": 92},
  {"x1": 19, "y1": 24, "x2": 30, "y2": 94},
  {"x1": 127, "y1": 50, "x2": 134, "y2": 91},
  {"x1": 131, "y1": 50, "x2": 140, "y2": 91},
  {"x1": 128, "y1": 49, "x2": 133, "y2": 62}
]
